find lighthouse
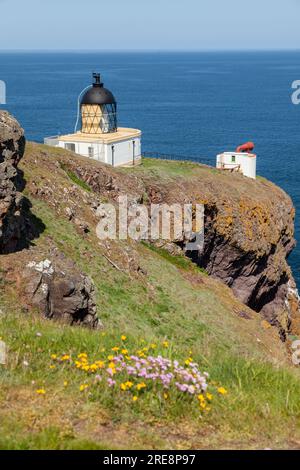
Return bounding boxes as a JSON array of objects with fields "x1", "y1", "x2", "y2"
[{"x1": 45, "y1": 73, "x2": 142, "y2": 166}]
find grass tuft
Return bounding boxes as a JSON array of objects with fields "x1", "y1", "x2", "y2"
[{"x1": 59, "y1": 163, "x2": 91, "y2": 192}]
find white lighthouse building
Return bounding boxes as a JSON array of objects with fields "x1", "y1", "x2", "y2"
[{"x1": 45, "y1": 73, "x2": 142, "y2": 167}]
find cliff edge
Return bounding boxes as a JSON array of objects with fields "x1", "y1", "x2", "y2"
[{"x1": 25, "y1": 149, "x2": 298, "y2": 339}]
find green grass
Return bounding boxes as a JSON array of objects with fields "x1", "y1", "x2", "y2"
[
  {"x1": 1, "y1": 153, "x2": 300, "y2": 448},
  {"x1": 59, "y1": 162, "x2": 92, "y2": 192},
  {"x1": 142, "y1": 242, "x2": 208, "y2": 275},
  {"x1": 0, "y1": 426, "x2": 112, "y2": 451},
  {"x1": 1, "y1": 306, "x2": 300, "y2": 449},
  {"x1": 119, "y1": 158, "x2": 216, "y2": 179}
]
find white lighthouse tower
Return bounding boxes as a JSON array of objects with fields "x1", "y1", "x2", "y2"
[{"x1": 45, "y1": 73, "x2": 142, "y2": 166}]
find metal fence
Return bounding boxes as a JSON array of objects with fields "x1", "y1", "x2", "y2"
[
  {"x1": 143, "y1": 151, "x2": 214, "y2": 166},
  {"x1": 44, "y1": 136, "x2": 59, "y2": 146}
]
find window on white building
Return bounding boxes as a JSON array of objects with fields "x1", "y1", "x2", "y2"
[
  {"x1": 88, "y1": 147, "x2": 94, "y2": 158},
  {"x1": 231, "y1": 155, "x2": 236, "y2": 163},
  {"x1": 65, "y1": 143, "x2": 75, "y2": 152}
]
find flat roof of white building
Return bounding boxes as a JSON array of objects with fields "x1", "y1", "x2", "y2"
[
  {"x1": 57, "y1": 127, "x2": 141, "y2": 144},
  {"x1": 218, "y1": 151, "x2": 256, "y2": 158}
]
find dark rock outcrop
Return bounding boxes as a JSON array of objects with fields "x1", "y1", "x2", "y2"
[
  {"x1": 23, "y1": 252, "x2": 100, "y2": 329},
  {"x1": 0, "y1": 111, "x2": 27, "y2": 253}
]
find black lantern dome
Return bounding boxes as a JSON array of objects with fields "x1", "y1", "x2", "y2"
[
  {"x1": 81, "y1": 73, "x2": 116, "y2": 106},
  {"x1": 80, "y1": 73, "x2": 117, "y2": 134}
]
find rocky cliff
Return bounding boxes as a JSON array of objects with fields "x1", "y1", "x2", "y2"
[
  {"x1": 0, "y1": 112, "x2": 99, "y2": 328},
  {"x1": 36, "y1": 151, "x2": 299, "y2": 339},
  {"x1": 192, "y1": 187, "x2": 298, "y2": 339},
  {"x1": 0, "y1": 111, "x2": 27, "y2": 253}
]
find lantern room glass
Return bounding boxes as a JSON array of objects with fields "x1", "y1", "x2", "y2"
[{"x1": 81, "y1": 103, "x2": 117, "y2": 134}]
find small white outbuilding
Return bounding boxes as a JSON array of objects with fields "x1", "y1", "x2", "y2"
[
  {"x1": 216, "y1": 151, "x2": 257, "y2": 179},
  {"x1": 45, "y1": 73, "x2": 142, "y2": 167}
]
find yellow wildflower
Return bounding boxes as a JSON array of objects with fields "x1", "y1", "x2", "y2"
[
  {"x1": 95, "y1": 360, "x2": 105, "y2": 369},
  {"x1": 51, "y1": 354, "x2": 57, "y2": 360},
  {"x1": 150, "y1": 343, "x2": 157, "y2": 349},
  {"x1": 121, "y1": 335, "x2": 127, "y2": 341},
  {"x1": 162, "y1": 341, "x2": 169, "y2": 348},
  {"x1": 36, "y1": 388, "x2": 46, "y2": 395},
  {"x1": 185, "y1": 358, "x2": 193, "y2": 366},
  {"x1": 107, "y1": 355, "x2": 114, "y2": 361},
  {"x1": 120, "y1": 381, "x2": 133, "y2": 392},
  {"x1": 206, "y1": 392, "x2": 213, "y2": 401},
  {"x1": 78, "y1": 353, "x2": 87, "y2": 359},
  {"x1": 164, "y1": 393, "x2": 168, "y2": 399},
  {"x1": 79, "y1": 384, "x2": 89, "y2": 392},
  {"x1": 111, "y1": 347, "x2": 119, "y2": 352},
  {"x1": 64, "y1": 381, "x2": 68, "y2": 387},
  {"x1": 132, "y1": 396, "x2": 138, "y2": 402},
  {"x1": 137, "y1": 350, "x2": 146, "y2": 358},
  {"x1": 60, "y1": 354, "x2": 70, "y2": 361},
  {"x1": 121, "y1": 349, "x2": 128, "y2": 355},
  {"x1": 136, "y1": 382, "x2": 147, "y2": 391},
  {"x1": 217, "y1": 387, "x2": 228, "y2": 395},
  {"x1": 49, "y1": 365, "x2": 56, "y2": 370}
]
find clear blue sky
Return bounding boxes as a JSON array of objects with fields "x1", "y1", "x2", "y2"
[{"x1": 0, "y1": 0, "x2": 300, "y2": 50}]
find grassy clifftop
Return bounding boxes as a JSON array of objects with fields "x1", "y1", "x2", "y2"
[{"x1": 0, "y1": 143, "x2": 300, "y2": 449}]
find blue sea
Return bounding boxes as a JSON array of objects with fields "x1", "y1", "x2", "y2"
[{"x1": 1, "y1": 51, "x2": 300, "y2": 285}]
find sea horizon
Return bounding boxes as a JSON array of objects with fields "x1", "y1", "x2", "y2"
[{"x1": 2, "y1": 48, "x2": 300, "y2": 53}]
